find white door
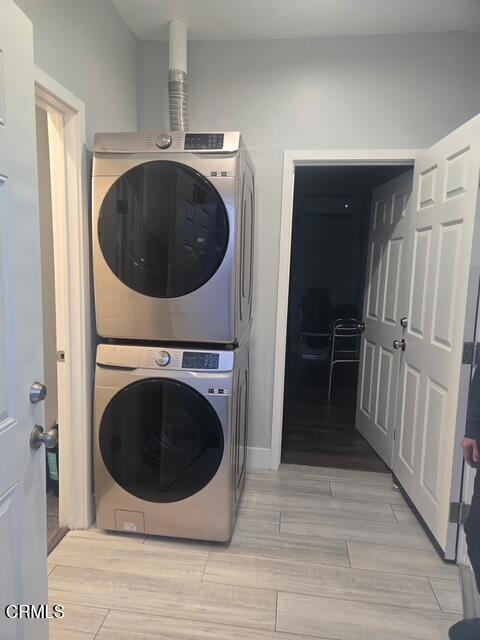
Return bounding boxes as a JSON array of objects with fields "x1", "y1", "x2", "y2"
[
  {"x1": 356, "y1": 171, "x2": 413, "y2": 465},
  {"x1": 393, "y1": 114, "x2": 480, "y2": 558},
  {"x1": 0, "y1": 2, "x2": 49, "y2": 639}
]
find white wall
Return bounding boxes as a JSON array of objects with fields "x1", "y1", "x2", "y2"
[
  {"x1": 137, "y1": 31, "x2": 480, "y2": 458},
  {"x1": 16, "y1": 0, "x2": 137, "y2": 147}
]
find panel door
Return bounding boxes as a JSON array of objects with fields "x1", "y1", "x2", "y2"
[
  {"x1": 0, "y1": 2, "x2": 48, "y2": 639},
  {"x1": 393, "y1": 113, "x2": 480, "y2": 556},
  {"x1": 356, "y1": 171, "x2": 413, "y2": 465}
]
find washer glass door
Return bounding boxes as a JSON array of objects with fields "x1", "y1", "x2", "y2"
[
  {"x1": 99, "y1": 379, "x2": 224, "y2": 503},
  {"x1": 98, "y1": 160, "x2": 229, "y2": 298}
]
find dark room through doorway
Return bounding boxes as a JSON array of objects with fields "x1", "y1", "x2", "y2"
[{"x1": 281, "y1": 165, "x2": 411, "y2": 472}]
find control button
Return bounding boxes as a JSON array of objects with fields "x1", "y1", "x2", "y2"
[
  {"x1": 155, "y1": 134, "x2": 172, "y2": 149},
  {"x1": 155, "y1": 350, "x2": 171, "y2": 367}
]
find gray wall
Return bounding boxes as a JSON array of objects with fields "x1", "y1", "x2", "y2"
[
  {"x1": 138, "y1": 31, "x2": 480, "y2": 453},
  {"x1": 16, "y1": 0, "x2": 138, "y2": 147}
]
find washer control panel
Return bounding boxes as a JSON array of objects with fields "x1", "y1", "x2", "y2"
[
  {"x1": 182, "y1": 351, "x2": 219, "y2": 369},
  {"x1": 140, "y1": 349, "x2": 181, "y2": 369},
  {"x1": 96, "y1": 344, "x2": 234, "y2": 372},
  {"x1": 155, "y1": 350, "x2": 171, "y2": 367}
]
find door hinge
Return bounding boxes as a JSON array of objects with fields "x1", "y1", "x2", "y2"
[
  {"x1": 462, "y1": 342, "x2": 480, "y2": 365},
  {"x1": 449, "y1": 501, "x2": 470, "y2": 525}
]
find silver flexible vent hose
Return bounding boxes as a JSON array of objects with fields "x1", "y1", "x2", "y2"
[{"x1": 168, "y1": 68, "x2": 188, "y2": 131}]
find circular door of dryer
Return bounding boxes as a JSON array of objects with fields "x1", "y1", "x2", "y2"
[
  {"x1": 98, "y1": 160, "x2": 229, "y2": 298},
  {"x1": 99, "y1": 378, "x2": 224, "y2": 503}
]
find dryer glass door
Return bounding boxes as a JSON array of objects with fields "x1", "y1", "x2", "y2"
[
  {"x1": 98, "y1": 160, "x2": 229, "y2": 298},
  {"x1": 99, "y1": 379, "x2": 224, "y2": 503}
]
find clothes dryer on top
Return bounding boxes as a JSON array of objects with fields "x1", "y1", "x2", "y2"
[{"x1": 92, "y1": 131, "x2": 255, "y2": 345}]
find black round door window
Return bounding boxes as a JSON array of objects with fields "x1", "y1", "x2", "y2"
[
  {"x1": 98, "y1": 160, "x2": 229, "y2": 298},
  {"x1": 99, "y1": 379, "x2": 224, "y2": 503}
]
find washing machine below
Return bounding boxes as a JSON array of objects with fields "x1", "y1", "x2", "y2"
[
  {"x1": 92, "y1": 131, "x2": 255, "y2": 345},
  {"x1": 94, "y1": 341, "x2": 249, "y2": 542}
]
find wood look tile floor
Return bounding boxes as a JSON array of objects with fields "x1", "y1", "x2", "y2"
[{"x1": 49, "y1": 465, "x2": 463, "y2": 640}]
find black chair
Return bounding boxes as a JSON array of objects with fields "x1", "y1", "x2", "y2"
[{"x1": 297, "y1": 289, "x2": 333, "y2": 362}]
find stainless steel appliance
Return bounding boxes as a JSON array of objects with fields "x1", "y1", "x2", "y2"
[
  {"x1": 92, "y1": 131, "x2": 255, "y2": 345},
  {"x1": 94, "y1": 341, "x2": 249, "y2": 541}
]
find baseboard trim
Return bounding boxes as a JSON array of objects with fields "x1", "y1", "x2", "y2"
[
  {"x1": 247, "y1": 447, "x2": 271, "y2": 470},
  {"x1": 47, "y1": 526, "x2": 69, "y2": 555}
]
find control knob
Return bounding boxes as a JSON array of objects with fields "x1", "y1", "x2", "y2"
[
  {"x1": 155, "y1": 350, "x2": 171, "y2": 367},
  {"x1": 156, "y1": 134, "x2": 172, "y2": 149}
]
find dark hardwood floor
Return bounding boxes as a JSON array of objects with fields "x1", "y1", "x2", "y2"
[{"x1": 281, "y1": 362, "x2": 389, "y2": 473}]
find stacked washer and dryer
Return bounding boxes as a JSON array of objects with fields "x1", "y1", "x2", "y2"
[{"x1": 91, "y1": 131, "x2": 255, "y2": 541}]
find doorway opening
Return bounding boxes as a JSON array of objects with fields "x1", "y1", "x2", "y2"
[
  {"x1": 35, "y1": 103, "x2": 61, "y2": 549},
  {"x1": 34, "y1": 70, "x2": 93, "y2": 552},
  {"x1": 281, "y1": 164, "x2": 411, "y2": 472}
]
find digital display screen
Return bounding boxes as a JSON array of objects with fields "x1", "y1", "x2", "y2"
[
  {"x1": 184, "y1": 133, "x2": 224, "y2": 150},
  {"x1": 182, "y1": 352, "x2": 220, "y2": 370}
]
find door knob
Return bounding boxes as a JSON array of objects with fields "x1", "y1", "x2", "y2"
[
  {"x1": 393, "y1": 338, "x2": 406, "y2": 351},
  {"x1": 30, "y1": 425, "x2": 58, "y2": 451},
  {"x1": 357, "y1": 322, "x2": 366, "y2": 332},
  {"x1": 30, "y1": 381, "x2": 47, "y2": 404},
  {"x1": 400, "y1": 317, "x2": 408, "y2": 328}
]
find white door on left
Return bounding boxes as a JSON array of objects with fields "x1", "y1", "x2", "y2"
[{"x1": 0, "y1": 2, "x2": 48, "y2": 639}]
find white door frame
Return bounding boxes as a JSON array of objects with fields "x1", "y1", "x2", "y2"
[
  {"x1": 270, "y1": 149, "x2": 419, "y2": 470},
  {"x1": 34, "y1": 68, "x2": 93, "y2": 529}
]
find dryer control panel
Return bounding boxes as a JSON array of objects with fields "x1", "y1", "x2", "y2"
[
  {"x1": 93, "y1": 131, "x2": 240, "y2": 154},
  {"x1": 184, "y1": 133, "x2": 224, "y2": 150}
]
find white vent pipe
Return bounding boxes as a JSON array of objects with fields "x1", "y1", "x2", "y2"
[{"x1": 168, "y1": 19, "x2": 188, "y2": 131}]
